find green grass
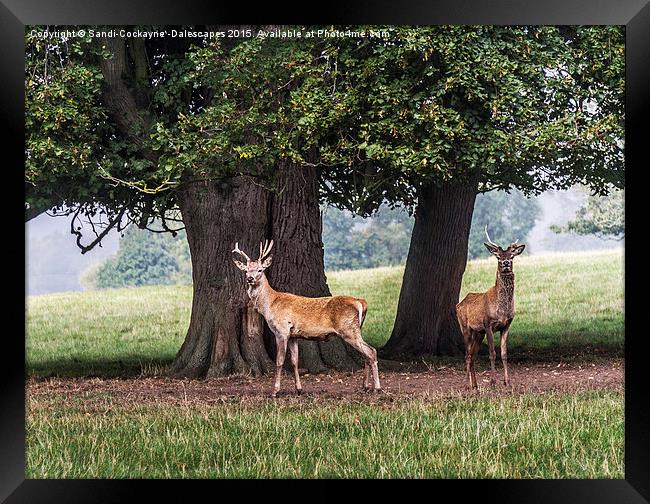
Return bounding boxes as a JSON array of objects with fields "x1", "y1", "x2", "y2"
[
  {"x1": 329, "y1": 249, "x2": 624, "y2": 350},
  {"x1": 27, "y1": 391, "x2": 623, "y2": 478},
  {"x1": 459, "y1": 250, "x2": 624, "y2": 351},
  {"x1": 27, "y1": 285, "x2": 192, "y2": 376},
  {"x1": 26, "y1": 249, "x2": 623, "y2": 376},
  {"x1": 26, "y1": 250, "x2": 624, "y2": 479}
]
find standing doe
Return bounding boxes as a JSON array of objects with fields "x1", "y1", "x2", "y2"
[
  {"x1": 232, "y1": 240, "x2": 381, "y2": 397},
  {"x1": 456, "y1": 226, "x2": 525, "y2": 389}
]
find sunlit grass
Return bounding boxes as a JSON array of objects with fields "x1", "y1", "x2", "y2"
[
  {"x1": 26, "y1": 249, "x2": 623, "y2": 376},
  {"x1": 329, "y1": 249, "x2": 623, "y2": 350},
  {"x1": 26, "y1": 285, "x2": 191, "y2": 376}
]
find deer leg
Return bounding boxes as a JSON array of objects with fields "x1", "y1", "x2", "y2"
[
  {"x1": 465, "y1": 333, "x2": 479, "y2": 389},
  {"x1": 271, "y1": 336, "x2": 288, "y2": 398},
  {"x1": 365, "y1": 342, "x2": 381, "y2": 391},
  {"x1": 464, "y1": 334, "x2": 474, "y2": 389},
  {"x1": 357, "y1": 340, "x2": 380, "y2": 391},
  {"x1": 501, "y1": 327, "x2": 510, "y2": 387},
  {"x1": 471, "y1": 334, "x2": 482, "y2": 389},
  {"x1": 462, "y1": 327, "x2": 473, "y2": 389},
  {"x1": 485, "y1": 326, "x2": 497, "y2": 384},
  {"x1": 363, "y1": 362, "x2": 371, "y2": 391},
  {"x1": 288, "y1": 339, "x2": 302, "y2": 395},
  {"x1": 341, "y1": 332, "x2": 381, "y2": 391}
]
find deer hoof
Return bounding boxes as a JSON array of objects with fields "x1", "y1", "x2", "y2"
[
  {"x1": 269, "y1": 391, "x2": 278, "y2": 399},
  {"x1": 295, "y1": 389, "x2": 303, "y2": 396}
]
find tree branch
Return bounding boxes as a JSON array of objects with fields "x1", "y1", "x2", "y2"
[
  {"x1": 71, "y1": 206, "x2": 127, "y2": 254},
  {"x1": 98, "y1": 36, "x2": 159, "y2": 164}
]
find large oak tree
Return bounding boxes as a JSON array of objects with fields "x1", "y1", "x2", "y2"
[
  {"x1": 25, "y1": 26, "x2": 359, "y2": 377},
  {"x1": 287, "y1": 26, "x2": 624, "y2": 357}
]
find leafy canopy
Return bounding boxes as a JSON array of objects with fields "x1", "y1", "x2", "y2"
[
  {"x1": 26, "y1": 26, "x2": 624, "y2": 244},
  {"x1": 288, "y1": 26, "x2": 624, "y2": 214}
]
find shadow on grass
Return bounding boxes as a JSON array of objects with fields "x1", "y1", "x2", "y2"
[
  {"x1": 27, "y1": 344, "x2": 623, "y2": 379},
  {"x1": 27, "y1": 356, "x2": 175, "y2": 379}
]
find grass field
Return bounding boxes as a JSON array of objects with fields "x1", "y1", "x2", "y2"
[
  {"x1": 26, "y1": 249, "x2": 624, "y2": 377},
  {"x1": 26, "y1": 249, "x2": 624, "y2": 478},
  {"x1": 27, "y1": 391, "x2": 623, "y2": 478}
]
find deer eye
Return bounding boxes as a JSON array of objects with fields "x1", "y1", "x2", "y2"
[{"x1": 258, "y1": 269, "x2": 262, "y2": 272}]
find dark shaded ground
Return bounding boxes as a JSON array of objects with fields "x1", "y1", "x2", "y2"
[
  {"x1": 27, "y1": 344, "x2": 623, "y2": 379},
  {"x1": 28, "y1": 359, "x2": 624, "y2": 407}
]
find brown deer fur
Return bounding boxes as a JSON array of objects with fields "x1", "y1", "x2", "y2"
[
  {"x1": 233, "y1": 240, "x2": 381, "y2": 397},
  {"x1": 456, "y1": 229, "x2": 525, "y2": 389}
]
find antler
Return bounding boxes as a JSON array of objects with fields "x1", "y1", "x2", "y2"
[
  {"x1": 484, "y1": 225, "x2": 499, "y2": 247},
  {"x1": 259, "y1": 239, "x2": 274, "y2": 261},
  {"x1": 232, "y1": 242, "x2": 251, "y2": 262}
]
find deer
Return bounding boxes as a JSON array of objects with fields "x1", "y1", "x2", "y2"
[
  {"x1": 456, "y1": 226, "x2": 525, "y2": 389},
  {"x1": 232, "y1": 239, "x2": 381, "y2": 398}
]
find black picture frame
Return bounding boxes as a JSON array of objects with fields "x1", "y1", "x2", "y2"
[{"x1": 6, "y1": 1, "x2": 648, "y2": 501}]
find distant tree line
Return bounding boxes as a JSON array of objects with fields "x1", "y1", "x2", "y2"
[
  {"x1": 468, "y1": 190, "x2": 541, "y2": 259},
  {"x1": 551, "y1": 187, "x2": 624, "y2": 240},
  {"x1": 83, "y1": 225, "x2": 191, "y2": 289},
  {"x1": 322, "y1": 204, "x2": 413, "y2": 271},
  {"x1": 85, "y1": 190, "x2": 542, "y2": 288}
]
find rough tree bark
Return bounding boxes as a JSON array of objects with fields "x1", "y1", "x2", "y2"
[
  {"x1": 381, "y1": 176, "x2": 479, "y2": 358},
  {"x1": 171, "y1": 177, "x2": 275, "y2": 378}
]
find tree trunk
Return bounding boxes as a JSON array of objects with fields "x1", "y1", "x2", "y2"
[
  {"x1": 171, "y1": 177, "x2": 275, "y2": 378},
  {"x1": 381, "y1": 177, "x2": 479, "y2": 358},
  {"x1": 171, "y1": 164, "x2": 359, "y2": 378},
  {"x1": 267, "y1": 162, "x2": 361, "y2": 373}
]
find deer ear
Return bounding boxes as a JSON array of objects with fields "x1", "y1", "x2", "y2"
[
  {"x1": 233, "y1": 259, "x2": 247, "y2": 271},
  {"x1": 261, "y1": 255, "x2": 272, "y2": 269},
  {"x1": 484, "y1": 243, "x2": 500, "y2": 256},
  {"x1": 510, "y1": 244, "x2": 526, "y2": 256}
]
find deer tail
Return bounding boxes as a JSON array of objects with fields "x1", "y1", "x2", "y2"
[{"x1": 357, "y1": 298, "x2": 368, "y2": 329}]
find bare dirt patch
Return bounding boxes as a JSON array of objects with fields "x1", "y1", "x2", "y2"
[{"x1": 27, "y1": 359, "x2": 624, "y2": 408}]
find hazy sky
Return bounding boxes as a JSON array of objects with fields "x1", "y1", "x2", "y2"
[{"x1": 26, "y1": 212, "x2": 119, "y2": 295}]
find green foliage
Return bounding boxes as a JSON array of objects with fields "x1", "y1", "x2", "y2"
[
  {"x1": 289, "y1": 26, "x2": 625, "y2": 214},
  {"x1": 25, "y1": 28, "x2": 114, "y2": 216},
  {"x1": 468, "y1": 190, "x2": 541, "y2": 259},
  {"x1": 87, "y1": 225, "x2": 191, "y2": 289},
  {"x1": 322, "y1": 205, "x2": 413, "y2": 271},
  {"x1": 26, "y1": 26, "x2": 624, "y2": 248},
  {"x1": 551, "y1": 187, "x2": 624, "y2": 239}
]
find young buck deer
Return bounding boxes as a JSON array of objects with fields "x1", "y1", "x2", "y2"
[
  {"x1": 232, "y1": 240, "x2": 381, "y2": 397},
  {"x1": 456, "y1": 226, "x2": 525, "y2": 389}
]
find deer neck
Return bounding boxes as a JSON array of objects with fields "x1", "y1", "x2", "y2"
[
  {"x1": 247, "y1": 274, "x2": 275, "y2": 317},
  {"x1": 495, "y1": 270, "x2": 515, "y2": 319}
]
